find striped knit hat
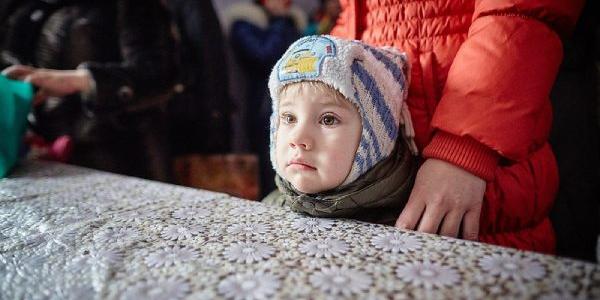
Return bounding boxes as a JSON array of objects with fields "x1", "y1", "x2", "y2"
[{"x1": 268, "y1": 35, "x2": 417, "y2": 186}]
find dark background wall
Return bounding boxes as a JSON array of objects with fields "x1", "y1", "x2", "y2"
[{"x1": 549, "y1": 0, "x2": 600, "y2": 262}]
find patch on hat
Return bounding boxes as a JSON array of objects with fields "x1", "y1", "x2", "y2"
[{"x1": 277, "y1": 36, "x2": 336, "y2": 82}]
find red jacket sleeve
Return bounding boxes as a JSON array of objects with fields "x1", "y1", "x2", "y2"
[{"x1": 423, "y1": 0, "x2": 584, "y2": 181}]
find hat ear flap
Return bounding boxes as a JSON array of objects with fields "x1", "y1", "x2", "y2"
[{"x1": 359, "y1": 46, "x2": 417, "y2": 155}]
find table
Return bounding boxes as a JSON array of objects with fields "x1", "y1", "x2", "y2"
[{"x1": 1, "y1": 161, "x2": 599, "y2": 299}]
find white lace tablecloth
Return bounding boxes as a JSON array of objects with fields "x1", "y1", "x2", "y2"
[{"x1": 1, "y1": 161, "x2": 599, "y2": 299}]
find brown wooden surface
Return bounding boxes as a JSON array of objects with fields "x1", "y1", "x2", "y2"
[{"x1": 173, "y1": 154, "x2": 259, "y2": 200}]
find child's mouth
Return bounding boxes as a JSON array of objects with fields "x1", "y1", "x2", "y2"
[{"x1": 288, "y1": 161, "x2": 316, "y2": 170}]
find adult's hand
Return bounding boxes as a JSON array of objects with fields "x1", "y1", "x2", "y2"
[
  {"x1": 2, "y1": 65, "x2": 92, "y2": 106},
  {"x1": 395, "y1": 158, "x2": 486, "y2": 240}
]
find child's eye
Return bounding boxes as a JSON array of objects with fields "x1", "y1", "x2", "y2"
[
  {"x1": 281, "y1": 113, "x2": 296, "y2": 124},
  {"x1": 320, "y1": 114, "x2": 339, "y2": 126}
]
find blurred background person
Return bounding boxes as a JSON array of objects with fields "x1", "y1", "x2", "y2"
[
  {"x1": 222, "y1": 0, "x2": 306, "y2": 198},
  {"x1": 303, "y1": 0, "x2": 340, "y2": 36},
  {"x1": 162, "y1": 0, "x2": 257, "y2": 199},
  {"x1": 163, "y1": 0, "x2": 231, "y2": 157},
  {"x1": 0, "y1": 0, "x2": 176, "y2": 181}
]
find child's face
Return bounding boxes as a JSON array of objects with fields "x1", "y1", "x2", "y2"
[{"x1": 275, "y1": 84, "x2": 362, "y2": 194}]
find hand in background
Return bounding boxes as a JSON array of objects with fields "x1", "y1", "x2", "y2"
[
  {"x1": 395, "y1": 158, "x2": 486, "y2": 241},
  {"x1": 2, "y1": 65, "x2": 92, "y2": 106}
]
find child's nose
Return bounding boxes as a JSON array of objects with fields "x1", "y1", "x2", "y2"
[
  {"x1": 290, "y1": 140, "x2": 312, "y2": 150},
  {"x1": 289, "y1": 125, "x2": 313, "y2": 150}
]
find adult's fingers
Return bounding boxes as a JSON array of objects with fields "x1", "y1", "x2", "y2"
[
  {"x1": 23, "y1": 71, "x2": 47, "y2": 86},
  {"x1": 461, "y1": 207, "x2": 481, "y2": 241},
  {"x1": 1, "y1": 65, "x2": 34, "y2": 80},
  {"x1": 416, "y1": 203, "x2": 445, "y2": 234},
  {"x1": 24, "y1": 72, "x2": 52, "y2": 96},
  {"x1": 438, "y1": 210, "x2": 464, "y2": 238},
  {"x1": 395, "y1": 193, "x2": 425, "y2": 230}
]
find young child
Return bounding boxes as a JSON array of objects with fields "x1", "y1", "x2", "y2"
[{"x1": 263, "y1": 35, "x2": 418, "y2": 224}]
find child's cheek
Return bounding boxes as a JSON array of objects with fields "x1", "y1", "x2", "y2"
[{"x1": 274, "y1": 133, "x2": 287, "y2": 175}]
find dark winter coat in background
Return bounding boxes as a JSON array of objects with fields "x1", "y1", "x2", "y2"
[
  {"x1": 0, "y1": 0, "x2": 176, "y2": 181},
  {"x1": 165, "y1": 0, "x2": 231, "y2": 155}
]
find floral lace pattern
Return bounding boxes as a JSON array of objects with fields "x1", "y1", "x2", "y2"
[
  {"x1": 145, "y1": 246, "x2": 199, "y2": 268},
  {"x1": 309, "y1": 266, "x2": 372, "y2": 296},
  {"x1": 224, "y1": 242, "x2": 275, "y2": 264},
  {"x1": 396, "y1": 261, "x2": 461, "y2": 288},
  {"x1": 1, "y1": 161, "x2": 599, "y2": 299}
]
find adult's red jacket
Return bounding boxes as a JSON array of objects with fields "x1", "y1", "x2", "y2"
[{"x1": 331, "y1": 0, "x2": 584, "y2": 253}]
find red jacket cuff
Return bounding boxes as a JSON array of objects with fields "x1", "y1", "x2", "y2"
[{"x1": 423, "y1": 131, "x2": 500, "y2": 181}]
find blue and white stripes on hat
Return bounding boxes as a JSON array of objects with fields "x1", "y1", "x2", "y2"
[{"x1": 268, "y1": 35, "x2": 417, "y2": 186}]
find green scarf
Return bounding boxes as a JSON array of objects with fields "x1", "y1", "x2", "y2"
[{"x1": 264, "y1": 140, "x2": 417, "y2": 225}]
